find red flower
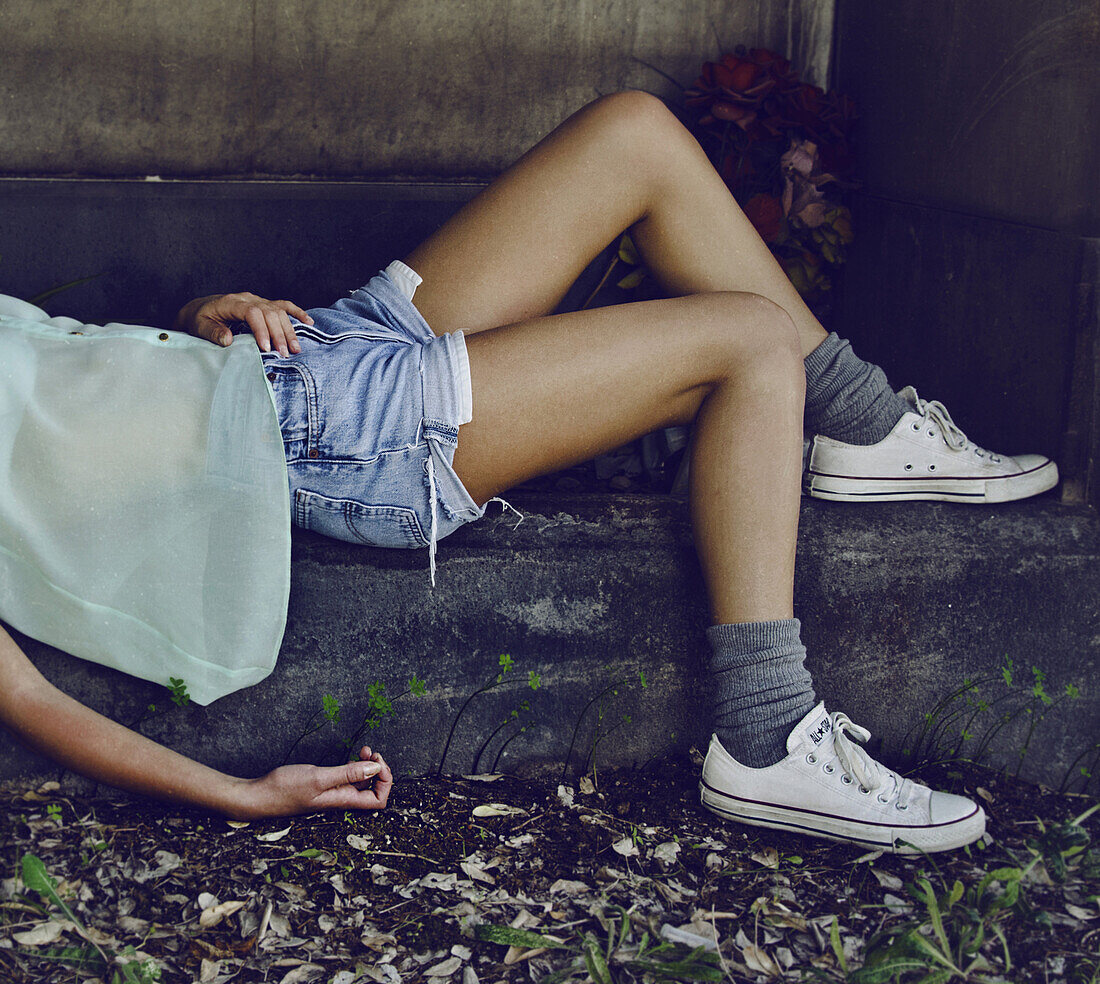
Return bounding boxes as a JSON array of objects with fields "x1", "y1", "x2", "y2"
[{"x1": 744, "y1": 193, "x2": 783, "y2": 243}]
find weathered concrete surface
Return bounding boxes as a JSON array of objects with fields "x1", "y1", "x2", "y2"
[
  {"x1": 0, "y1": 0, "x2": 835, "y2": 178},
  {"x1": 0, "y1": 178, "x2": 482, "y2": 328},
  {"x1": 835, "y1": 0, "x2": 1100, "y2": 236},
  {"x1": 834, "y1": 193, "x2": 1081, "y2": 471},
  {"x1": 4, "y1": 497, "x2": 1097, "y2": 797}
]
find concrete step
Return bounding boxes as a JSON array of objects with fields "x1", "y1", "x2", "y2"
[{"x1": 4, "y1": 496, "x2": 1098, "y2": 797}]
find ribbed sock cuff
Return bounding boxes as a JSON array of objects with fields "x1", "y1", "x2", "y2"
[
  {"x1": 706, "y1": 618, "x2": 816, "y2": 767},
  {"x1": 803, "y1": 332, "x2": 910, "y2": 445}
]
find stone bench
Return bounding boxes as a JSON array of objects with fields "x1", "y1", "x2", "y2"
[{"x1": 5, "y1": 495, "x2": 1097, "y2": 796}]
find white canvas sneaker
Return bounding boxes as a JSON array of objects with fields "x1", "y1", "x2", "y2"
[
  {"x1": 804, "y1": 386, "x2": 1058, "y2": 503},
  {"x1": 699, "y1": 703, "x2": 986, "y2": 854}
]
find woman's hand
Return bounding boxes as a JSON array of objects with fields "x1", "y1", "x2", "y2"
[
  {"x1": 174, "y1": 293, "x2": 314, "y2": 357},
  {"x1": 233, "y1": 746, "x2": 394, "y2": 821}
]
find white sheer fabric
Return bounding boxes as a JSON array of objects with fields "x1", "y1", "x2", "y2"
[{"x1": 0, "y1": 297, "x2": 290, "y2": 704}]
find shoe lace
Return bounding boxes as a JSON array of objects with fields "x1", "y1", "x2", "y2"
[
  {"x1": 829, "y1": 712, "x2": 916, "y2": 809},
  {"x1": 910, "y1": 389, "x2": 1001, "y2": 462}
]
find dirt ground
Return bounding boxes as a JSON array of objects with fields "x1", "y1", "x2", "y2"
[{"x1": 1, "y1": 752, "x2": 1097, "y2": 984}]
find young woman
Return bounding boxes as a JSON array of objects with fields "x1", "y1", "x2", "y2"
[{"x1": 0, "y1": 92, "x2": 1056, "y2": 851}]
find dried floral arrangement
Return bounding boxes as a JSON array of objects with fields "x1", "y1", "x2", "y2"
[{"x1": 684, "y1": 46, "x2": 857, "y2": 302}]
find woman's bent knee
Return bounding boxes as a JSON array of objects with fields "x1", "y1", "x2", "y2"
[
  {"x1": 581, "y1": 90, "x2": 685, "y2": 153},
  {"x1": 697, "y1": 292, "x2": 804, "y2": 371}
]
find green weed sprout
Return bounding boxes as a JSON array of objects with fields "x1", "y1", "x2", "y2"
[
  {"x1": 476, "y1": 901, "x2": 722, "y2": 982},
  {"x1": 338, "y1": 674, "x2": 426, "y2": 760},
  {"x1": 898, "y1": 657, "x2": 1087, "y2": 789},
  {"x1": 561, "y1": 668, "x2": 648, "y2": 786},
  {"x1": 437, "y1": 654, "x2": 531, "y2": 775},
  {"x1": 474, "y1": 668, "x2": 543, "y2": 773},
  {"x1": 280, "y1": 692, "x2": 342, "y2": 766},
  {"x1": 166, "y1": 678, "x2": 190, "y2": 708},
  {"x1": 18, "y1": 853, "x2": 161, "y2": 982}
]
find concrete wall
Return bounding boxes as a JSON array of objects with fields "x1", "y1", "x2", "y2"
[
  {"x1": 0, "y1": 0, "x2": 835, "y2": 178},
  {"x1": 833, "y1": 0, "x2": 1100, "y2": 504}
]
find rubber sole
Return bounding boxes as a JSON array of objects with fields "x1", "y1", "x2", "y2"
[
  {"x1": 699, "y1": 783, "x2": 987, "y2": 855},
  {"x1": 804, "y1": 458, "x2": 1058, "y2": 504}
]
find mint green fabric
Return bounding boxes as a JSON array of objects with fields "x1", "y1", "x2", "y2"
[{"x1": 0, "y1": 299, "x2": 290, "y2": 705}]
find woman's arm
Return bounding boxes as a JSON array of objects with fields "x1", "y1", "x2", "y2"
[
  {"x1": 174, "y1": 293, "x2": 313, "y2": 358},
  {"x1": 0, "y1": 626, "x2": 392, "y2": 820}
]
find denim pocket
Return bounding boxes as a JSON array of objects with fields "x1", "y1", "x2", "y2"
[
  {"x1": 265, "y1": 363, "x2": 314, "y2": 445},
  {"x1": 294, "y1": 488, "x2": 428, "y2": 549}
]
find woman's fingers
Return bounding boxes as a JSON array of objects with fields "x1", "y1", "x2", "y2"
[
  {"x1": 193, "y1": 293, "x2": 310, "y2": 355},
  {"x1": 311, "y1": 752, "x2": 393, "y2": 811}
]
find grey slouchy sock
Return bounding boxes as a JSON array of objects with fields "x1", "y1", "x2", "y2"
[
  {"x1": 804, "y1": 333, "x2": 911, "y2": 445},
  {"x1": 706, "y1": 618, "x2": 816, "y2": 768}
]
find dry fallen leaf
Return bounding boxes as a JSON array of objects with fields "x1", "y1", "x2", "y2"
[
  {"x1": 653, "y1": 841, "x2": 682, "y2": 865},
  {"x1": 751, "y1": 847, "x2": 779, "y2": 869},
  {"x1": 612, "y1": 836, "x2": 640, "y2": 857},
  {"x1": 460, "y1": 861, "x2": 496, "y2": 885},
  {"x1": 200, "y1": 899, "x2": 246, "y2": 929},
  {"x1": 472, "y1": 803, "x2": 527, "y2": 818},
  {"x1": 660, "y1": 924, "x2": 717, "y2": 952},
  {"x1": 426, "y1": 956, "x2": 463, "y2": 976},
  {"x1": 256, "y1": 825, "x2": 293, "y2": 843},
  {"x1": 12, "y1": 920, "x2": 65, "y2": 945},
  {"x1": 504, "y1": 945, "x2": 549, "y2": 965},
  {"x1": 278, "y1": 964, "x2": 325, "y2": 984},
  {"x1": 347, "y1": 834, "x2": 372, "y2": 851},
  {"x1": 871, "y1": 868, "x2": 904, "y2": 890},
  {"x1": 548, "y1": 878, "x2": 590, "y2": 896}
]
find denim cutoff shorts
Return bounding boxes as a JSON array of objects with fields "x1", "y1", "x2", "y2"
[{"x1": 261, "y1": 261, "x2": 486, "y2": 581}]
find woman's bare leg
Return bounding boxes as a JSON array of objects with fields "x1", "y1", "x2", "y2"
[
  {"x1": 405, "y1": 90, "x2": 827, "y2": 355},
  {"x1": 451, "y1": 291, "x2": 805, "y2": 625}
]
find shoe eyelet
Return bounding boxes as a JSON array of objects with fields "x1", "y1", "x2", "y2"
[
  {"x1": 927, "y1": 429, "x2": 935, "y2": 437},
  {"x1": 911, "y1": 422, "x2": 920, "y2": 432},
  {"x1": 806, "y1": 753, "x2": 817, "y2": 764},
  {"x1": 841, "y1": 775, "x2": 852, "y2": 785},
  {"x1": 928, "y1": 464, "x2": 936, "y2": 471},
  {"x1": 895, "y1": 803, "x2": 909, "y2": 811},
  {"x1": 904, "y1": 463, "x2": 913, "y2": 471},
  {"x1": 823, "y1": 763, "x2": 835, "y2": 774},
  {"x1": 858, "y1": 786, "x2": 870, "y2": 794},
  {"x1": 877, "y1": 796, "x2": 889, "y2": 804},
  {"x1": 975, "y1": 449, "x2": 984, "y2": 457}
]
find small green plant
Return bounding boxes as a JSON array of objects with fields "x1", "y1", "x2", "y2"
[
  {"x1": 45, "y1": 802, "x2": 62, "y2": 825},
  {"x1": 562, "y1": 668, "x2": 648, "y2": 786},
  {"x1": 580, "y1": 234, "x2": 649, "y2": 310},
  {"x1": 899, "y1": 658, "x2": 1088, "y2": 790},
  {"x1": 17, "y1": 853, "x2": 161, "y2": 982},
  {"x1": 474, "y1": 670, "x2": 543, "y2": 773},
  {"x1": 280, "y1": 692, "x2": 343, "y2": 765},
  {"x1": 166, "y1": 677, "x2": 190, "y2": 708},
  {"x1": 476, "y1": 902, "x2": 723, "y2": 982},
  {"x1": 855, "y1": 869, "x2": 1022, "y2": 982},
  {"x1": 833, "y1": 803, "x2": 1098, "y2": 983},
  {"x1": 336, "y1": 674, "x2": 426, "y2": 760},
  {"x1": 437, "y1": 654, "x2": 533, "y2": 775}
]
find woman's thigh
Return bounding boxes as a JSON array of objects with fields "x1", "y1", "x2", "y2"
[
  {"x1": 449, "y1": 291, "x2": 796, "y2": 504},
  {"x1": 404, "y1": 91, "x2": 684, "y2": 336}
]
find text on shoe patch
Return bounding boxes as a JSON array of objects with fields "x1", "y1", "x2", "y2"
[{"x1": 809, "y1": 718, "x2": 832, "y2": 744}]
